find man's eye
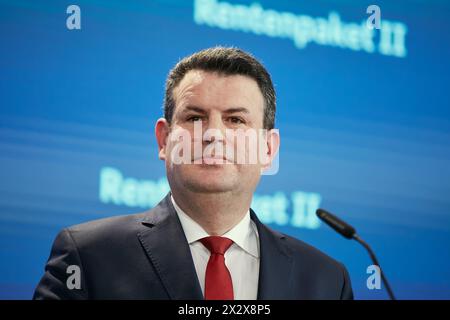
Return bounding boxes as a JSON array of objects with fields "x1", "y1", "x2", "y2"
[
  {"x1": 229, "y1": 117, "x2": 245, "y2": 124},
  {"x1": 187, "y1": 116, "x2": 202, "y2": 122}
]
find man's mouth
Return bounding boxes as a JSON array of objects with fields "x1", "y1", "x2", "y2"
[{"x1": 193, "y1": 156, "x2": 233, "y2": 164}]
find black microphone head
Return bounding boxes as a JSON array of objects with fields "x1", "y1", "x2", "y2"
[{"x1": 316, "y1": 208, "x2": 356, "y2": 239}]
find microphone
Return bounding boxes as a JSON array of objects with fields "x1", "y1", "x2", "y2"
[{"x1": 316, "y1": 208, "x2": 396, "y2": 300}]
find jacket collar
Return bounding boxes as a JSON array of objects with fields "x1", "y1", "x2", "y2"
[{"x1": 138, "y1": 192, "x2": 293, "y2": 300}]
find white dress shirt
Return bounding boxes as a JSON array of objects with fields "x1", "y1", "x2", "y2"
[{"x1": 170, "y1": 195, "x2": 260, "y2": 300}]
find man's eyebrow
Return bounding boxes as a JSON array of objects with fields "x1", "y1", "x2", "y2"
[
  {"x1": 180, "y1": 106, "x2": 250, "y2": 114},
  {"x1": 223, "y1": 107, "x2": 250, "y2": 114},
  {"x1": 180, "y1": 106, "x2": 207, "y2": 114}
]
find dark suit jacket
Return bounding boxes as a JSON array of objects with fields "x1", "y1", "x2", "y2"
[{"x1": 33, "y1": 193, "x2": 353, "y2": 300}]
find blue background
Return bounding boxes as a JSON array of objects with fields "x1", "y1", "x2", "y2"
[{"x1": 1, "y1": 0, "x2": 449, "y2": 299}]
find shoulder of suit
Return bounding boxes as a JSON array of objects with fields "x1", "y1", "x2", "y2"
[
  {"x1": 63, "y1": 211, "x2": 150, "y2": 247},
  {"x1": 272, "y1": 228, "x2": 345, "y2": 272}
]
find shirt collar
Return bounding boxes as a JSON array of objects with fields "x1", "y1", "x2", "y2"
[{"x1": 171, "y1": 195, "x2": 259, "y2": 258}]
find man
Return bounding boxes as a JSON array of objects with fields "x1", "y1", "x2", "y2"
[{"x1": 34, "y1": 47, "x2": 353, "y2": 300}]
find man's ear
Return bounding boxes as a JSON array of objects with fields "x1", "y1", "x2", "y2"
[
  {"x1": 261, "y1": 128, "x2": 280, "y2": 171},
  {"x1": 155, "y1": 118, "x2": 170, "y2": 161}
]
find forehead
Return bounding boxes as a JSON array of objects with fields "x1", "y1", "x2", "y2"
[{"x1": 172, "y1": 70, "x2": 264, "y2": 113}]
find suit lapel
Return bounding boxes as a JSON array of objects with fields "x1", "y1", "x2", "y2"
[
  {"x1": 137, "y1": 193, "x2": 203, "y2": 300},
  {"x1": 137, "y1": 194, "x2": 294, "y2": 300},
  {"x1": 251, "y1": 210, "x2": 294, "y2": 299}
]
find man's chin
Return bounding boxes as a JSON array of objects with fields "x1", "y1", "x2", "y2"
[{"x1": 182, "y1": 179, "x2": 237, "y2": 193}]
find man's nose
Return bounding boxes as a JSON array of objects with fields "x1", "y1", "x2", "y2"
[{"x1": 203, "y1": 114, "x2": 226, "y2": 143}]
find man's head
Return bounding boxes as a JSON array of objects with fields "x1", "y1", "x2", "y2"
[
  {"x1": 164, "y1": 47, "x2": 276, "y2": 130},
  {"x1": 155, "y1": 47, "x2": 280, "y2": 196}
]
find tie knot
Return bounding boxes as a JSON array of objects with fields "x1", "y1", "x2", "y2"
[{"x1": 200, "y1": 236, "x2": 234, "y2": 255}]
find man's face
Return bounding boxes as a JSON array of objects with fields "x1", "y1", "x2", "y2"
[{"x1": 156, "y1": 70, "x2": 279, "y2": 195}]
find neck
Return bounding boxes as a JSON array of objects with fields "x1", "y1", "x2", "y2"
[{"x1": 170, "y1": 189, "x2": 252, "y2": 235}]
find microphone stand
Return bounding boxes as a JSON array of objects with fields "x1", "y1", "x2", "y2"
[
  {"x1": 317, "y1": 208, "x2": 396, "y2": 300},
  {"x1": 353, "y1": 234, "x2": 396, "y2": 300}
]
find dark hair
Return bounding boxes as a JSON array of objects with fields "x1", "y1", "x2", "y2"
[{"x1": 164, "y1": 47, "x2": 276, "y2": 129}]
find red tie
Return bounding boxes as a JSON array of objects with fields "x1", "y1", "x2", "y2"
[{"x1": 200, "y1": 236, "x2": 234, "y2": 300}]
